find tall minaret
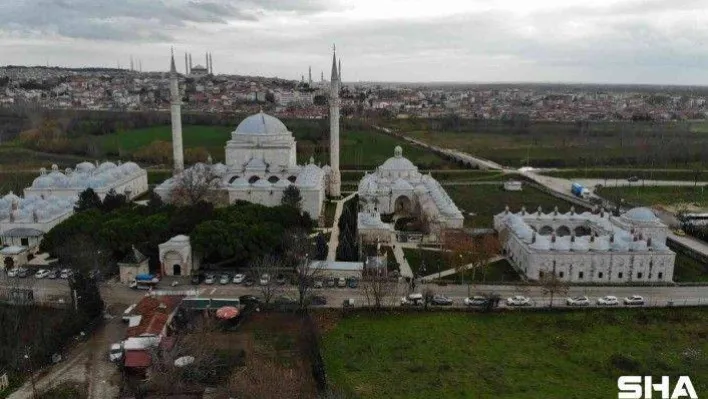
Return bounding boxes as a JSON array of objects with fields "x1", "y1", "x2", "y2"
[
  {"x1": 328, "y1": 45, "x2": 341, "y2": 197},
  {"x1": 308, "y1": 66, "x2": 312, "y2": 87},
  {"x1": 189, "y1": 54, "x2": 193, "y2": 72},
  {"x1": 338, "y1": 59, "x2": 342, "y2": 83},
  {"x1": 169, "y1": 48, "x2": 184, "y2": 175},
  {"x1": 209, "y1": 53, "x2": 213, "y2": 74},
  {"x1": 184, "y1": 52, "x2": 189, "y2": 75}
]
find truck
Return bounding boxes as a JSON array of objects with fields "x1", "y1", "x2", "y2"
[
  {"x1": 571, "y1": 182, "x2": 590, "y2": 199},
  {"x1": 129, "y1": 274, "x2": 160, "y2": 290}
]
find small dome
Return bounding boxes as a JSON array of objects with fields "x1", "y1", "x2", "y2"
[
  {"x1": 234, "y1": 112, "x2": 289, "y2": 135},
  {"x1": 274, "y1": 179, "x2": 292, "y2": 188},
  {"x1": 170, "y1": 235, "x2": 189, "y2": 243},
  {"x1": 211, "y1": 163, "x2": 227, "y2": 176},
  {"x1": 252, "y1": 179, "x2": 272, "y2": 188},
  {"x1": 623, "y1": 207, "x2": 659, "y2": 222},
  {"x1": 244, "y1": 157, "x2": 268, "y2": 170},
  {"x1": 75, "y1": 162, "x2": 96, "y2": 173},
  {"x1": 32, "y1": 175, "x2": 53, "y2": 188},
  {"x1": 97, "y1": 162, "x2": 117, "y2": 172},
  {"x1": 380, "y1": 147, "x2": 417, "y2": 171},
  {"x1": 230, "y1": 177, "x2": 250, "y2": 188}
]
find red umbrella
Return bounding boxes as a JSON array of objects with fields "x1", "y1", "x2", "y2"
[{"x1": 215, "y1": 306, "x2": 239, "y2": 320}]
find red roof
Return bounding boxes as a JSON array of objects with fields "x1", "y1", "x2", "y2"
[
  {"x1": 127, "y1": 295, "x2": 183, "y2": 338},
  {"x1": 124, "y1": 350, "x2": 152, "y2": 368}
]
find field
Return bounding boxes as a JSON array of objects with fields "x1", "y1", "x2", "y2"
[
  {"x1": 444, "y1": 184, "x2": 585, "y2": 227},
  {"x1": 322, "y1": 309, "x2": 708, "y2": 399},
  {"x1": 440, "y1": 258, "x2": 521, "y2": 283},
  {"x1": 388, "y1": 118, "x2": 708, "y2": 169},
  {"x1": 673, "y1": 252, "x2": 708, "y2": 283},
  {"x1": 542, "y1": 168, "x2": 708, "y2": 182},
  {"x1": 596, "y1": 186, "x2": 708, "y2": 209},
  {"x1": 0, "y1": 147, "x2": 87, "y2": 169}
]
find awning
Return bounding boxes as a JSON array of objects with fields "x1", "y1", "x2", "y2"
[{"x1": 124, "y1": 350, "x2": 152, "y2": 368}]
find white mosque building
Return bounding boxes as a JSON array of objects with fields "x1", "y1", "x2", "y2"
[
  {"x1": 494, "y1": 206, "x2": 676, "y2": 283},
  {"x1": 357, "y1": 146, "x2": 464, "y2": 240},
  {"x1": 155, "y1": 48, "x2": 343, "y2": 219}
]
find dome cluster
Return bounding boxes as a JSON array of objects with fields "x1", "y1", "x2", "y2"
[
  {"x1": 0, "y1": 192, "x2": 74, "y2": 223},
  {"x1": 31, "y1": 161, "x2": 143, "y2": 190}
]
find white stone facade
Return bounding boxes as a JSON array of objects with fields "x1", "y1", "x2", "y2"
[
  {"x1": 357, "y1": 146, "x2": 464, "y2": 238},
  {"x1": 494, "y1": 206, "x2": 676, "y2": 283},
  {"x1": 23, "y1": 161, "x2": 148, "y2": 201},
  {"x1": 158, "y1": 235, "x2": 199, "y2": 277},
  {"x1": 0, "y1": 192, "x2": 74, "y2": 249}
]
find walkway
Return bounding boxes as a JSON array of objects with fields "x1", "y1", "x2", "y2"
[
  {"x1": 326, "y1": 193, "x2": 356, "y2": 262},
  {"x1": 390, "y1": 233, "x2": 414, "y2": 278},
  {"x1": 420, "y1": 255, "x2": 505, "y2": 281}
]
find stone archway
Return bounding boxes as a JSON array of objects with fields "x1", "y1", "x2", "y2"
[
  {"x1": 556, "y1": 225, "x2": 571, "y2": 237},
  {"x1": 574, "y1": 225, "x2": 592, "y2": 236},
  {"x1": 173, "y1": 264, "x2": 182, "y2": 276},
  {"x1": 393, "y1": 195, "x2": 413, "y2": 215},
  {"x1": 539, "y1": 225, "x2": 554, "y2": 235},
  {"x1": 228, "y1": 175, "x2": 241, "y2": 184},
  {"x1": 163, "y1": 251, "x2": 183, "y2": 276}
]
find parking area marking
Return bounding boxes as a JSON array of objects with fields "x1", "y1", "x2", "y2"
[{"x1": 209, "y1": 288, "x2": 217, "y2": 295}]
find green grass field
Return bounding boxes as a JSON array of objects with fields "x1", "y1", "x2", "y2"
[
  {"x1": 440, "y1": 258, "x2": 521, "y2": 284},
  {"x1": 444, "y1": 184, "x2": 585, "y2": 227},
  {"x1": 322, "y1": 309, "x2": 708, "y2": 399},
  {"x1": 597, "y1": 186, "x2": 708, "y2": 208},
  {"x1": 673, "y1": 252, "x2": 708, "y2": 282},
  {"x1": 542, "y1": 169, "x2": 708, "y2": 182},
  {"x1": 0, "y1": 147, "x2": 88, "y2": 169}
]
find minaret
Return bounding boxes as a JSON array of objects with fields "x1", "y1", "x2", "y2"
[
  {"x1": 169, "y1": 48, "x2": 184, "y2": 175},
  {"x1": 188, "y1": 54, "x2": 193, "y2": 72},
  {"x1": 209, "y1": 53, "x2": 213, "y2": 74},
  {"x1": 184, "y1": 52, "x2": 189, "y2": 75},
  {"x1": 308, "y1": 66, "x2": 312, "y2": 87},
  {"x1": 338, "y1": 59, "x2": 342, "y2": 84},
  {"x1": 205, "y1": 52, "x2": 209, "y2": 72},
  {"x1": 328, "y1": 45, "x2": 341, "y2": 197}
]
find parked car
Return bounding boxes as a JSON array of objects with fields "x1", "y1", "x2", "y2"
[
  {"x1": 627, "y1": 176, "x2": 639, "y2": 182},
  {"x1": 401, "y1": 293, "x2": 424, "y2": 306},
  {"x1": 325, "y1": 277, "x2": 336, "y2": 288},
  {"x1": 259, "y1": 273, "x2": 270, "y2": 286},
  {"x1": 109, "y1": 343, "x2": 123, "y2": 362},
  {"x1": 204, "y1": 274, "x2": 215, "y2": 285},
  {"x1": 464, "y1": 296, "x2": 489, "y2": 307},
  {"x1": 274, "y1": 295, "x2": 297, "y2": 305},
  {"x1": 506, "y1": 295, "x2": 531, "y2": 306},
  {"x1": 35, "y1": 269, "x2": 50, "y2": 279},
  {"x1": 276, "y1": 274, "x2": 287, "y2": 285},
  {"x1": 239, "y1": 295, "x2": 261, "y2": 306},
  {"x1": 313, "y1": 279, "x2": 324, "y2": 289},
  {"x1": 47, "y1": 269, "x2": 59, "y2": 279},
  {"x1": 566, "y1": 296, "x2": 591, "y2": 306},
  {"x1": 17, "y1": 267, "x2": 29, "y2": 278},
  {"x1": 310, "y1": 295, "x2": 327, "y2": 306},
  {"x1": 232, "y1": 273, "x2": 245, "y2": 284},
  {"x1": 431, "y1": 295, "x2": 453, "y2": 306},
  {"x1": 673, "y1": 229, "x2": 686, "y2": 237},
  {"x1": 244, "y1": 278, "x2": 255, "y2": 287},
  {"x1": 190, "y1": 273, "x2": 204, "y2": 285},
  {"x1": 624, "y1": 295, "x2": 645, "y2": 306},
  {"x1": 347, "y1": 278, "x2": 359, "y2": 289},
  {"x1": 597, "y1": 295, "x2": 619, "y2": 306},
  {"x1": 219, "y1": 274, "x2": 230, "y2": 285},
  {"x1": 7, "y1": 268, "x2": 18, "y2": 277},
  {"x1": 337, "y1": 277, "x2": 347, "y2": 288},
  {"x1": 59, "y1": 269, "x2": 73, "y2": 279}
]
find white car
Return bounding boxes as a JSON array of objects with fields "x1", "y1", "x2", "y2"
[
  {"x1": 109, "y1": 343, "x2": 123, "y2": 362},
  {"x1": 204, "y1": 274, "x2": 215, "y2": 285},
  {"x1": 401, "y1": 293, "x2": 424, "y2": 306},
  {"x1": 566, "y1": 296, "x2": 590, "y2": 306},
  {"x1": 35, "y1": 269, "x2": 50, "y2": 279},
  {"x1": 464, "y1": 296, "x2": 488, "y2": 306},
  {"x1": 7, "y1": 268, "x2": 18, "y2": 277},
  {"x1": 59, "y1": 269, "x2": 73, "y2": 279},
  {"x1": 337, "y1": 277, "x2": 347, "y2": 288},
  {"x1": 260, "y1": 273, "x2": 270, "y2": 286},
  {"x1": 506, "y1": 295, "x2": 531, "y2": 306},
  {"x1": 597, "y1": 295, "x2": 619, "y2": 306},
  {"x1": 232, "y1": 273, "x2": 245, "y2": 284},
  {"x1": 624, "y1": 295, "x2": 645, "y2": 306}
]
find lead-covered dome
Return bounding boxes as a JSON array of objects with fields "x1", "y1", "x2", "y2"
[
  {"x1": 234, "y1": 111, "x2": 289, "y2": 136},
  {"x1": 623, "y1": 207, "x2": 659, "y2": 222},
  {"x1": 380, "y1": 146, "x2": 416, "y2": 171}
]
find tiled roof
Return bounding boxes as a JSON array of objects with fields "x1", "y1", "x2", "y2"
[
  {"x1": 124, "y1": 350, "x2": 152, "y2": 368},
  {"x1": 126, "y1": 295, "x2": 182, "y2": 337}
]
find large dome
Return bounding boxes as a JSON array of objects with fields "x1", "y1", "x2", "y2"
[
  {"x1": 380, "y1": 146, "x2": 416, "y2": 171},
  {"x1": 623, "y1": 207, "x2": 659, "y2": 222},
  {"x1": 234, "y1": 111, "x2": 289, "y2": 136}
]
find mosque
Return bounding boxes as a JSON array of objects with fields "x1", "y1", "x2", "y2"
[
  {"x1": 155, "y1": 48, "x2": 343, "y2": 219},
  {"x1": 494, "y1": 206, "x2": 676, "y2": 283}
]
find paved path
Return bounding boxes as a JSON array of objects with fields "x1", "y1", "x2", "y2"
[
  {"x1": 390, "y1": 235, "x2": 414, "y2": 278},
  {"x1": 326, "y1": 193, "x2": 356, "y2": 262},
  {"x1": 420, "y1": 255, "x2": 505, "y2": 281},
  {"x1": 576, "y1": 179, "x2": 708, "y2": 188}
]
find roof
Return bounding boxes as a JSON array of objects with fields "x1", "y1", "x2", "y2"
[
  {"x1": 126, "y1": 295, "x2": 183, "y2": 338},
  {"x1": 309, "y1": 260, "x2": 363, "y2": 272},
  {"x1": 120, "y1": 246, "x2": 147, "y2": 264},
  {"x1": 0, "y1": 228, "x2": 44, "y2": 238},
  {"x1": 124, "y1": 350, "x2": 152, "y2": 368},
  {"x1": 234, "y1": 111, "x2": 289, "y2": 135},
  {"x1": 379, "y1": 146, "x2": 417, "y2": 171},
  {"x1": 623, "y1": 207, "x2": 660, "y2": 222},
  {"x1": 0, "y1": 246, "x2": 27, "y2": 255}
]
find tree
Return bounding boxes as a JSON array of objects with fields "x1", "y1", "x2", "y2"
[
  {"x1": 423, "y1": 288, "x2": 435, "y2": 310},
  {"x1": 74, "y1": 188, "x2": 102, "y2": 212},
  {"x1": 540, "y1": 269, "x2": 569, "y2": 308},
  {"x1": 170, "y1": 164, "x2": 221, "y2": 206},
  {"x1": 470, "y1": 235, "x2": 501, "y2": 284},
  {"x1": 101, "y1": 188, "x2": 126, "y2": 212},
  {"x1": 281, "y1": 185, "x2": 302, "y2": 210},
  {"x1": 249, "y1": 255, "x2": 285, "y2": 305},
  {"x1": 315, "y1": 232, "x2": 328, "y2": 260},
  {"x1": 147, "y1": 190, "x2": 165, "y2": 211},
  {"x1": 360, "y1": 268, "x2": 399, "y2": 309},
  {"x1": 282, "y1": 229, "x2": 323, "y2": 310}
]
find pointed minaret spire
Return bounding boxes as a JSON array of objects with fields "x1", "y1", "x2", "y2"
[
  {"x1": 330, "y1": 44, "x2": 338, "y2": 83},
  {"x1": 170, "y1": 47, "x2": 177, "y2": 74},
  {"x1": 169, "y1": 49, "x2": 184, "y2": 175},
  {"x1": 328, "y1": 45, "x2": 341, "y2": 197}
]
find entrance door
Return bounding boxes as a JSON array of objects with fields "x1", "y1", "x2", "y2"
[
  {"x1": 4, "y1": 257, "x2": 13, "y2": 271},
  {"x1": 173, "y1": 264, "x2": 182, "y2": 276}
]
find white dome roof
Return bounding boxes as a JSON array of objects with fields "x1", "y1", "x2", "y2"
[
  {"x1": 623, "y1": 207, "x2": 659, "y2": 222},
  {"x1": 234, "y1": 112, "x2": 289, "y2": 135},
  {"x1": 75, "y1": 162, "x2": 96, "y2": 173},
  {"x1": 252, "y1": 179, "x2": 272, "y2": 188},
  {"x1": 274, "y1": 179, "x2": 292, "y2": 188},
  {"x1": 392, "y1": 178, "x2": 414, "y2": 191},
  {"x1": 170, "y1": 235, "x2": 190, "y2": 243},
  {"x1": 230, "y1": 177, "x2": 250, "y2": 188},
  {"x1": 380, "y1": 147, "x2": 417, "y2": 171},
  {"x1": 32, "y1": 175, "x2": 53, "y2": 188}
]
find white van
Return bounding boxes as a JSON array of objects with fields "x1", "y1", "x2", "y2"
[{"x1": 401, "y1": 293, "x2": 424, "y2": 306}]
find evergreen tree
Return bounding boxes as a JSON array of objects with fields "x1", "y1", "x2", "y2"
[
  {"x1": 281, "y1": 185, "x2": 302, "y2": 210},
  {"x1": 315, "y1": 232, "x2": 328, "y2": 260},
  {"x1": 102, "y1": 189, "x2": 127, "y2": 212},
  {"x1": 75, "y1": 188, "x2": 102, "y2": 212},
  {"x1": 69, "y1": 272, "x2": 104, "y2": 320}
]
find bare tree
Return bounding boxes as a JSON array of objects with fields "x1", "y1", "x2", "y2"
[
  {"x1": 169, "y1": 163, "x2": 222, "y2": 206},
  {"x1": 249, "y1": 255, "x2": 286, "y2": 304},
  {"x1": 540, "y1": 270, "x2": 569, "y2": 308},
  {"x1": 282, "y1": 229, "x2": 325, "y2": 310},
  {"x1": 360, "y1": 268, "x2": 399, "y2": 308}
]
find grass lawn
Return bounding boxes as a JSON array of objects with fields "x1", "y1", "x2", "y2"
[
  {"x1": 439, "y1": 258, "x2": 521, "y2": 284},
  {"x1": 403, "y1": 248, "x2": 447, "y2": 277},
  {"x1": 597, "y1": 186, "x2": 708, "y2": 209},
  {"x1": 322, "y1": 309, "x2": 708, "y2": 399},
  {"x1": 444, "y1": 184, "x2": 585, "y2": 228},
  {"x1": 0, "y1": 147, "x2": 88, "y2": 169},
  {"x1": 542, "y1": 168, "x2": 708, "y2": 182},
  {"x1": 673, "y1": 251, "x2": 708, "y2": 282},
  {"x1": 0, "y1": 171, "x2": 34, "y2": 194}
]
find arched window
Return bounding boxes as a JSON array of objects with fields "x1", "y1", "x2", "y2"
[
  {"x1": 574, "y1": 226, "x2": 592, "y2": 236},
  {"x1": 287, "y1": 175, "x2": 297, "y2": 183},
  {"x1": 248, "y1": 176, "x2": 260, "y2": 184},
  {"x1": 556, "y1": 225, "x2": 571, "y2": 237},
  {"x1": 539, "y1": 226, "x2": 554, "y2": 235},
  {"x1": 268, "y1": 176, "x2": 279, "y2": 183},
  {"x1": 228, "y1": 175, "x2": 241, "y2": 184}
]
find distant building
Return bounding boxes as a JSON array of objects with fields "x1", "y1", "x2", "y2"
[
  {"x1": 494, "y1": 206, "x2": 675, "y2": 283},
  {"x1": 503, "y1": 180, "x2": 523, "y2": 191}
]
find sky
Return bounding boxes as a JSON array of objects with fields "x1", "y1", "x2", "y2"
[{"x1": 1, "y1": 0, "x2": 707, "y2": 85}]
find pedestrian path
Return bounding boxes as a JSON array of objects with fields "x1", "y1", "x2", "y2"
[
  {"x1": 326, "y1": 193, "x2": 356, "y2": 262},
  {"x1": 391, "y1": 234, "x2": 414, "y2": 278},
  {"x1": 420, "y1": 255, "x2": 505, "y2": 281}
]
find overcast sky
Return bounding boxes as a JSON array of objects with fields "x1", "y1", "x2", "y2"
[{"x1": 1, "y1": 0, "x2": 707, "y2": 85}]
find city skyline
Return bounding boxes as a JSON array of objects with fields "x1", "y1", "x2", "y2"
[{"x1": 1, "y1": 0, "x2": 708, "y2": 85}]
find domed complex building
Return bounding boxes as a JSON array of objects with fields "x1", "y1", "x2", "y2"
[
  {"x1": 357, "y1": 146, "x2": 464, "y2": 241},
  {"x1": 154, "y1": 111, "x2": 327, "y2": 218},
  {"x1": 155, "y1": 48, "x2": 343, "y2": 220},
  {"x1": 493, "y1": 206, "x2": 676, "y2": 283},
  {"x1": 24, "y1": 161, "x2": 148, "y2": 201}
]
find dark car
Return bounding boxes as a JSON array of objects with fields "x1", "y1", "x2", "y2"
[
  {"x1": 627, "y1": 176, "x2": 639, "y2": 182},
  {"x1": 244, "y1": 278, "x2": 255, "y2": 287},
  {"x1": 347, "y1": 278, "x2": 359, "y2": 289},
  {"x1": 310, "y1": 295, "x2": 327, "y2": 306},
  {"x1": 190, "y1": 273, "x2": 204, "y2": 285},
  {"x1": 325, "y1": 277, "x2": 336, "y2": 288},
  {"x1": 430, "y1": 295, "x2": 453, "y2": 306},
  {"x1": 239, "y1": 295, "x2": 261, "y2": 306},
  {"x1": 47, "y1": 269, "x2": 59, "y2": 279}
]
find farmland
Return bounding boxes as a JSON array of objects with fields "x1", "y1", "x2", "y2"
[{"x1": 596, "y1": 186, "x2": 707, "y2": 209}]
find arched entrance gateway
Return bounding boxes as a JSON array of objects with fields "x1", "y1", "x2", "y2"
[
  {"x1": 163, "y1": 251, "x2": 183, "y2": 276},
  {"x1": 173, "y1": 264, "x2": 181, "y2": 276},
  {"x1": 394, "y1": 195, "x2": 413, "y2": 215}
]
